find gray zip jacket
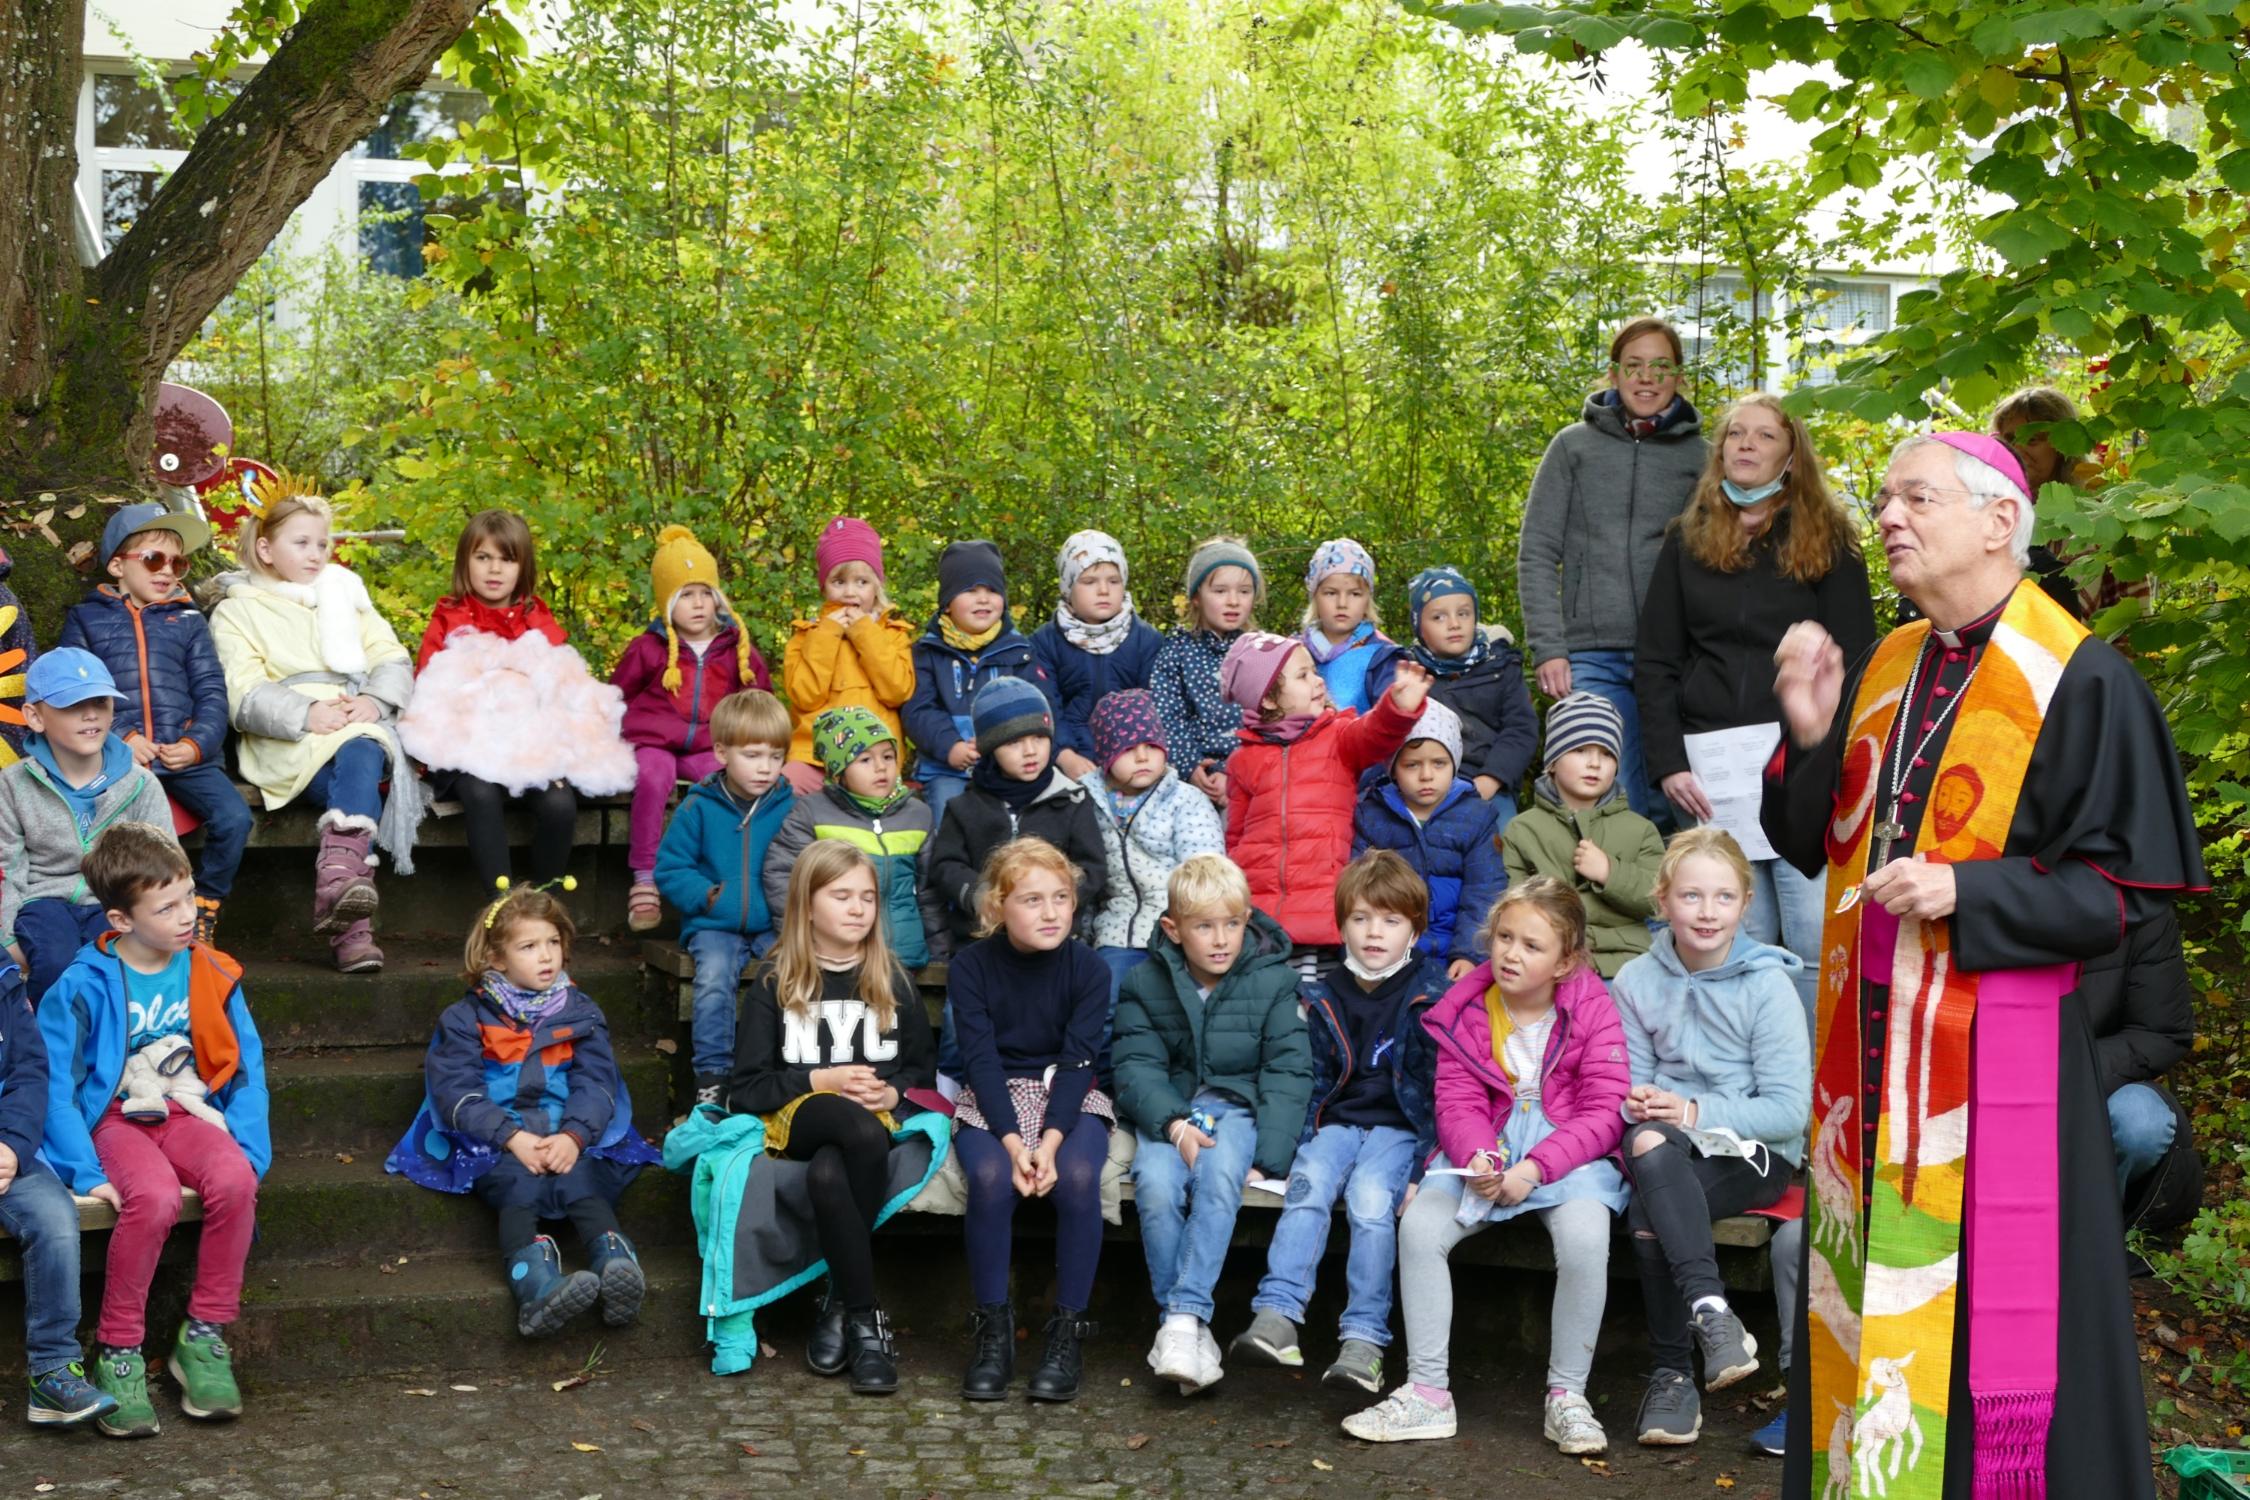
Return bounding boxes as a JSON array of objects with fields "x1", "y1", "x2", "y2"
[
  {"x1": 0, "y1": 747, "x2": 171, "y2": 943},
  {"x1": 1516, "y1": 391, "x2": 1707, "y2": 665}
]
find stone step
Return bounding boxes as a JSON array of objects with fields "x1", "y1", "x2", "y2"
[
  {"x1": 263, "y1": 1043, "x2": 679, "y2": 1153},
  {"x1": 217, "y1": 845, "x2": 647, "y2": 948},
  {"x1": 232, "y1": 948, "x2": 667, "y2": 1050}
]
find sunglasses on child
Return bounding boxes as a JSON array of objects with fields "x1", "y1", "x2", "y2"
[{"x1": 121, "y1": 548, "x2": 186, "y2": 573}]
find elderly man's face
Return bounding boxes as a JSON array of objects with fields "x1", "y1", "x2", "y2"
[{"x1": 1877, "y1": 445, "x2": 2020, "y2": 598}]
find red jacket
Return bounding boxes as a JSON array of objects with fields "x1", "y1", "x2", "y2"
[
  {"x1": 415, "y1": 594, "x2": 567, "y2": 672},
  {"x1": 1224, "y1": 693, "x2": 1419, "y2": 945},
  {"x1": 1422, "y1": 962, "x2": 1629, "y2": 1185}
]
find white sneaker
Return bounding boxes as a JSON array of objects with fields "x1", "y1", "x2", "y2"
[
  {"x1": 1149, "y1": 1323, "x2": 1202, "y2": 1391},
  {"x1": 1195, "y1": 1323, "x2": 1225, "y2": 1391},
  {"x1": 1543, "y1": 1390, "x2": 1608, "y2": 1455},
  {"x1": 1341, "y1": 1383, "x2": 1458, "y2": 1443}
]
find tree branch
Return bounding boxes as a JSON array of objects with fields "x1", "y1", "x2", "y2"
[{"x1": 93, "y1": 0, "x2": 488, "y2": 392}]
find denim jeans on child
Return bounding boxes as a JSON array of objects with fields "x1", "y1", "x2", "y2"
[
  {"x1": 303, "y1": 736, "x2": 388, "y2": 823},
  {"x1": 0, "y1": 1159, "x2": 87, "y2": 1375},
  {"x1": 1129, "y1": 1090, "x2": 1259, "y2": 1322},
  {"x1": 1251, "y1": 1123, "x2": 1417, "y2": 1346},
  {"x1": 1744, "y1": 854, "x2": 1826, "y2": 1030},
  {"x1": 160, "y1": 760, "x2": 253, "y2": 900},
  {"x1": 921, "y1": 769, "x2": 968, "y2": 827},
  {"x1": 14, "y1": 898, "x2": 111, "y2": 1005},
  {"x1": 2107, "y1": 1082, "x2": 2177, "y2": 1198},
  {"x1": 1566, "y1": 649, "x2": 1667, "y2": 827},
  {"x1": 686, "y1": 928, "x2": 757, "y2": 1079}
]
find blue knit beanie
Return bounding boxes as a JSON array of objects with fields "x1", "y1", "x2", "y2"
[{"x1": 972, "y1": 675, "x2": 1053, "y2": 753}]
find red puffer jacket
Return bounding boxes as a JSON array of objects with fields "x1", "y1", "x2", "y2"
[
  {"x1": 415, "y1": 593, "x2": 567, "y2": 672},
  {"x1": 1225, "y1": 692, "x2": 1419, "y2": 945}
]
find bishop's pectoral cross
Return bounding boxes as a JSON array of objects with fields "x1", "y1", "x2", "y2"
[{"x1": 1871, "y1": 815, "x2": 1908, "y2": 870}]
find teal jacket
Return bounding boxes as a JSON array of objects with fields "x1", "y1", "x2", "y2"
[
  {"x1": 1111, "y1": 908, "x2": 1314, "y2": 1178},
  {"x1": 654, "y1": 774, "x2": 794, "y2": 942}
]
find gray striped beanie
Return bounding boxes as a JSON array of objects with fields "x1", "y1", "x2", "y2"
[{"x1": 1543, "y1": 691, "x2": 1623, "y2": 767}]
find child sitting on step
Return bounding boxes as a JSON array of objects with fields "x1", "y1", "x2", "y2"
[
  {"x1": 1342, "y1": 877, "x2": 1629, "y2": 1456},
  {"x1": 208, "y1": 476, "x2": 424, "y2": 973},
  {"x1": 780, "y1": 517, "x2": 915, "y2": 798},
  {"x1": 58, "y1": 502, "x2": 252, "y2": 945},
  {"x1": 37, "y1": 822, "x2": 271, "y2": 1437},
  {"x1": 1609, "y1": 827, "x2": 1808, "y2": 1448},
  {"x1": 386, "y1": 883, "x2": 661, "y2": 1340}
]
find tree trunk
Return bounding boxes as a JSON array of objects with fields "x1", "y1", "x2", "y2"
[{"x1": 0, "y1": 0, "x2": 485, "y2": 632}]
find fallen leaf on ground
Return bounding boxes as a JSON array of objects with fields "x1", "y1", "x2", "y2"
[
  {"x1": 1312, "y1": 1458, "x2": 1334, "y2": 1471},
  {"x1": 1581, "y1": 1458, "x2": 1614, "y2": 1476},
  {"x1": 451, "y1": 1384, "x2": 478, "y2": 1392},
  {"x1": 36, "y1": 1484, "x2": 55, "y2": 1494},
  {"x1": 379, "y1": 1263, "x2": 399, "y2": 1275},
  {"x1": 1120, "y1": 1377, "x2": 1132, "y2": 1387},
  {"x1": 847, "y1": 1447, "x2": 866, "y2": 1456},
  {"x1": 1126, "y1": 1433, "x2": 1152, "y2": 1450},
  {"x1": 739, "y1": 1442, "x2": 761, "y2": 1456},
  {"x1": 1716, "y1": 1479, "x2": 1737, "y2": 1492},
  {"x1": 404, "y1": 1388, "x2": 437, "y2": 1397},
  {"x1": 571, "y1": 1441, "x2": 602, "y2": 1453},
  {"x1": 335, "y1": 1152, "x2": 355, "y2": 1164},
  {"x1": 654, "y1": 1038, "x2": 678, "y2": 1054},
  {"x1": 552, "y1": 1372, "x2": 595, "y2": 1392},
  {"x1": 759, "y1": 1342, "x2": 777, "y2": 1359},
  {"x1": 631, "y1": 1418, "x2": 657, "y2": 1433}
]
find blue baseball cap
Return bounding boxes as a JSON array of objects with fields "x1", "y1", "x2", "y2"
[
  {"x1": 25, "y1": 648, "x2": 126, "y2": 708},
  {"x1": 100, "y1": 502, "x2": 211, "y2": 566}
]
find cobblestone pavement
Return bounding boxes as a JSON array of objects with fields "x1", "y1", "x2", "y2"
[{"x1": 0, "y1": 1342, "x2": 1789, "y2": 1500}]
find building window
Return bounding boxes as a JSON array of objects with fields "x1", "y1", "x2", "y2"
[
  {"x1": 1802, "y1": 279, "x2": 1891, "y2": 335},
  {"x1": 100, "y1": 168, "x2": 165, "y2": 244},
  {"x1": 352, "y1": 90, "x2": 486, "y2": 160}
]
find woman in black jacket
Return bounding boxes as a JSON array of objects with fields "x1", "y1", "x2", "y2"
[{"x1": 1633, "y1": 392, "x2": 1876, "y2": 1027}]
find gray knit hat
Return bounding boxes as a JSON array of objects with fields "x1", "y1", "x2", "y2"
[{"x1": 1543, "y1": 691, "x2": 1624, "y2": 767}]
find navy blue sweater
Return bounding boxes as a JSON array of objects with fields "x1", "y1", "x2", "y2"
[
  {"x1": 1353, "y1": 775, "x2": 1508, "y2": 964},
  {"x1": 0, "y1": 965, "x2": 46, "y2": 1169},
  {"x1": 1300, "y1": 958, "x2": 1443, "y2": 1180},
  {"x1": 946, "y1": 934, "x2": 1109, "y2": 1139},
  {"x1": 1029, "y1": 617, "x2": 1165, "y2": 760}
]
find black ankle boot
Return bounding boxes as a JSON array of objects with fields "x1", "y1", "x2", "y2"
[
  {"x1": 960, "y1": 1300, "x2": 1015, "y2": 1401},
  {"x1": 805, "y1": 1284, "x2": 848, "y2": 1377},
  {"x1": 1027, "y1": 1307, "x2": 1094, "y2": 1403},
  {"x1": 843, "y1": 1305, "x2": 898, "y2": 1395}
]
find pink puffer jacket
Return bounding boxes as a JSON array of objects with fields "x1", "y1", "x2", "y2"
[{"x1": 1421, "y1": 961, "x2": 1630, "y2": 1184}]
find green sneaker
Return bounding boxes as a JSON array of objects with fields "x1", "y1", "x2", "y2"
[
  {"x1": 166, "y1": 1323, "x2": 243, "y2": 1420},
  {"x1": 91, "y1": 1348, "x2": 159, "y2": 1438}
]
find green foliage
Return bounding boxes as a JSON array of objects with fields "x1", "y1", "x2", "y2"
[{"x1": 321, "y1": 0, "x2": 1672, "y2": 663}]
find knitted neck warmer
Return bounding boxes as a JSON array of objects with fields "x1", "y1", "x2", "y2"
[
  {"x1": 972, "y1": 754, "x2": 1052, "y2": 809},
  {"x1": 483, "y1": 970, "x2": 572, "y2": 1027},
  {"x1": 832, "y1": 776, "x2": 911, "y2": 819},
  {"x1": 1245, "y1": 710, "x2": 1321, "y2": 745},
  {"x1": 940, "y1": 615, "x2": 1004, "y2": 654},
  {"x1": 1056, "y1": 597, "x2": 1138, "y2": 654}
]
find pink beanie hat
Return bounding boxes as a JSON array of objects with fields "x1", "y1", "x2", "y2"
[
  {"x1": 815, "y1": 515, "x2": 886, "y2": 583},
  {"x1": 1927, "y1": 432, "x2": 2030, "y2": 502},
  {"x1": 1220, "y1": 631, "x2": 1303, "y2": 712}
]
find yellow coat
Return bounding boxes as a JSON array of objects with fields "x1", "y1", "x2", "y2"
[{"x1": 782, "y1": 606, "x2": 916, "y2": 766}]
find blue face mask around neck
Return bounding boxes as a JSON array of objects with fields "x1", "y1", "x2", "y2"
[{"x1": 1721, "y1": 474, "x2": 1787, "y2": 508}]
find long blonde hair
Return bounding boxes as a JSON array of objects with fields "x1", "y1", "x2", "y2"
[
  {"x1": 1675, "y1": 392, "x2": 1852, "y2": 583},
  {"x1": 771, "y1": 839, "x2": 900, "y2": 1031}
]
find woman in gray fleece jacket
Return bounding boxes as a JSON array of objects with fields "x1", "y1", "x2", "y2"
[{"x1": 1515, "y1": 317, "x2": 1707, "y2": 825}]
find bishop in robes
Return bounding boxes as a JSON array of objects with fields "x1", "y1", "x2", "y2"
[{"x1": 1762, "y1": 431, "x2": 2205, "y2": 1499}]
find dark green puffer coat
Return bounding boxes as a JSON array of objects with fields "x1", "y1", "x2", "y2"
[{"x1": 1110, "y1": 908, "x2": 1314, "y2": 1178}]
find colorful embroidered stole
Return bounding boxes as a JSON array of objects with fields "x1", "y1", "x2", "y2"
[{"x1": 1803, "y1": 580, "x2": 2087, "y2": 1499}]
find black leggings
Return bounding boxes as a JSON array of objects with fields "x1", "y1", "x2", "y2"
[
  {"x1": 496, "y1": 1196, "x2": 619, "y2": 1259},
  {"x1": 1624, "y1": 1120, "x2": 1788, "y2": 1375},
  {"x1": 779, "y1": 1093, "x2": 893, "y2": 1312},
  {"x1": 453, "y1": 774, "x2": 578, "y2": 893}
]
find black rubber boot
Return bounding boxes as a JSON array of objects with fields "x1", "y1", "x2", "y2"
[
  {"x1": 844, "y1": 1306, "x2": 899, "y2": 1396},
  {"x1": 1026, "y1": 1308, "x2": 1094, "y2": 1403},
  {"x1": 805, "y1": 1283, "x2": 849, "y2": 1377},
  {"x1": 960, "y1": 1301, "x2": 1015, "y2": 1402}
]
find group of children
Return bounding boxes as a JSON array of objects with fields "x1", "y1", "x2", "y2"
[{"x1": 0, "y1": 496, "x2": 1811, "y2": 1460}]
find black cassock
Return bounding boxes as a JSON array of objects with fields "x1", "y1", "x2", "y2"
[{"x1": 1761, "y1": 589, "x2": 2206, "y2": 1500}]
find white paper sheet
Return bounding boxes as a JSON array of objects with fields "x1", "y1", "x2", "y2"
[{"x1": 1682, "y1": 722, "x2": 1782, "y2": 862}]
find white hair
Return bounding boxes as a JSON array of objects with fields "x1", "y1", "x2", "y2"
[{"x1": 1888, "y1": 435, "x2": 2034, "y2": 567}]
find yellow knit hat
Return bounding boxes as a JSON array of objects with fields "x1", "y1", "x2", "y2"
[{"x1": 650, "y1": 523, "x2": 751, "y2": 691}]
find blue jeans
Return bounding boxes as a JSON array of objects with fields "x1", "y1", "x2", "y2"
[
  {"x1": 686, "y1": 929, "x2": 757, "y2": 1079},
  {"x1": 921, "y1": 769, "x2": 967, "y2": 827},
  {"x1": 15, "y1": 898, "x2": 111, "y2": 1004},
  {"x1": 304, "y1": 736, "x2": 387, "y2": 822},
  {"x1": 1566, "y1": 649, "x2": 1666, "y2": 827},
  {"x1": 0, "y1": 1159, "x2": 86, "y2": 1375},
  {"x1": 1094, "y1": 946, "x2": 1146, "y2": 1085},
  {"x1": 1251, "y1": 1123, "x2": 1418, "y2": 1346},
  {"x1": 163, "y1": 759, "x2": 254, "y2": 900},
  {"x1": 1130, "y1": 1091, "x2": 1260, "y2": 1321},
  {"x1": 1487, "y1": 789, "x2": 1520, "y2": 834},
  {"x1": 2108, "y1": 1082, "x2": 2176, "y2": 1198},
  {"x1": 1744, "y1": 855, "x2": 1825, "y2": 1032}
]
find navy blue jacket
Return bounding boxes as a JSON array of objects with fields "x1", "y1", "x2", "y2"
[
  {"x1": 59, "y1": 584, "x2": 231, "y2": 766},
  {"x1": 1353, "y1": 774, "x2": 1508, "y2": 965},
  {"x1": 902, "y1": 613, "x2": 1047, "y2": 779},
  {"x1": 1029, "y1": 617, "x2": 1164, "y2": 760},
  {"x1": 653, "y1": 774, "x2": 794, "y2": 942},
  {"x1": 0, "y1": 963, "x2": 43, "y2": 1171},
  {"x1": 1368, "y1": 637, "x2": 1539, "y2": 797},
  {"x1": 1300, "y1": 958, "x2": 1444, "y2": 1182}
]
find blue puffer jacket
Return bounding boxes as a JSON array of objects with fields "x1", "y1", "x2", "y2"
[
  {"x1": 654, "y1": 775, "x2": 794, "y2": 942},
  {"x1": 1299, "y1": 958, "x2": 1445, "y2": 1181},
  {"x1": 1352, "y1": 774, "x2": 1507, "y2": 965},
  {"x1": 58, "y1": 584, "x2": 230, "y2": 766},
  {"x1": 901, "y1": 614, "x2": 1047, "y2": 779},
  {"x1": 1030, "y1": 616, "x2": 1164, "y2": 760}
]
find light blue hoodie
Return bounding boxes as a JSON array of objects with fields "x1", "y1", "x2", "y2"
[{"x1": 1609, "y1": 928, "x2": 1811, "y2": 1165}]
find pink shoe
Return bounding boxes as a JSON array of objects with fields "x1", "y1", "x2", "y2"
[
  {"x1": 313, "y1": 813, "x2": 379, "y2": 934},
  {"x1": 331, "y1": 918, "x2": 384, "y2": 973}
]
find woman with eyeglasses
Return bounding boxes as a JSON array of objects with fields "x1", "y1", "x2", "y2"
[{"x1": 1516, "y1": 317, "x2": 1709, "y2": 827}]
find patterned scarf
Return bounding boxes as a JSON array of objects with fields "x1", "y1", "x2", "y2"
[
  {"x1": 1411, "y1": 634, "x2": 1489, "y2": 679},
  {"x1": 1303, "y1": 619, "x2": 1374, "y2": 665},
  {"x1": 1056, "y1": 597, "x2": 1138, "y2": 655},
  {"x1": 939, "y1": 615, "x2": 1004, "y2": 654},
  {"x1": 483, "y1": 970, "x2": 572, "y2": 1027},
  {"x1": 1805, "y1": 580, "x2": 2085, "y2": 1500}
]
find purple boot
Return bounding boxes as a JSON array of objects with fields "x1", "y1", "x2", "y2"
[{"x1": 313, "y1": 813, "x2": 380, "y2": 935}]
